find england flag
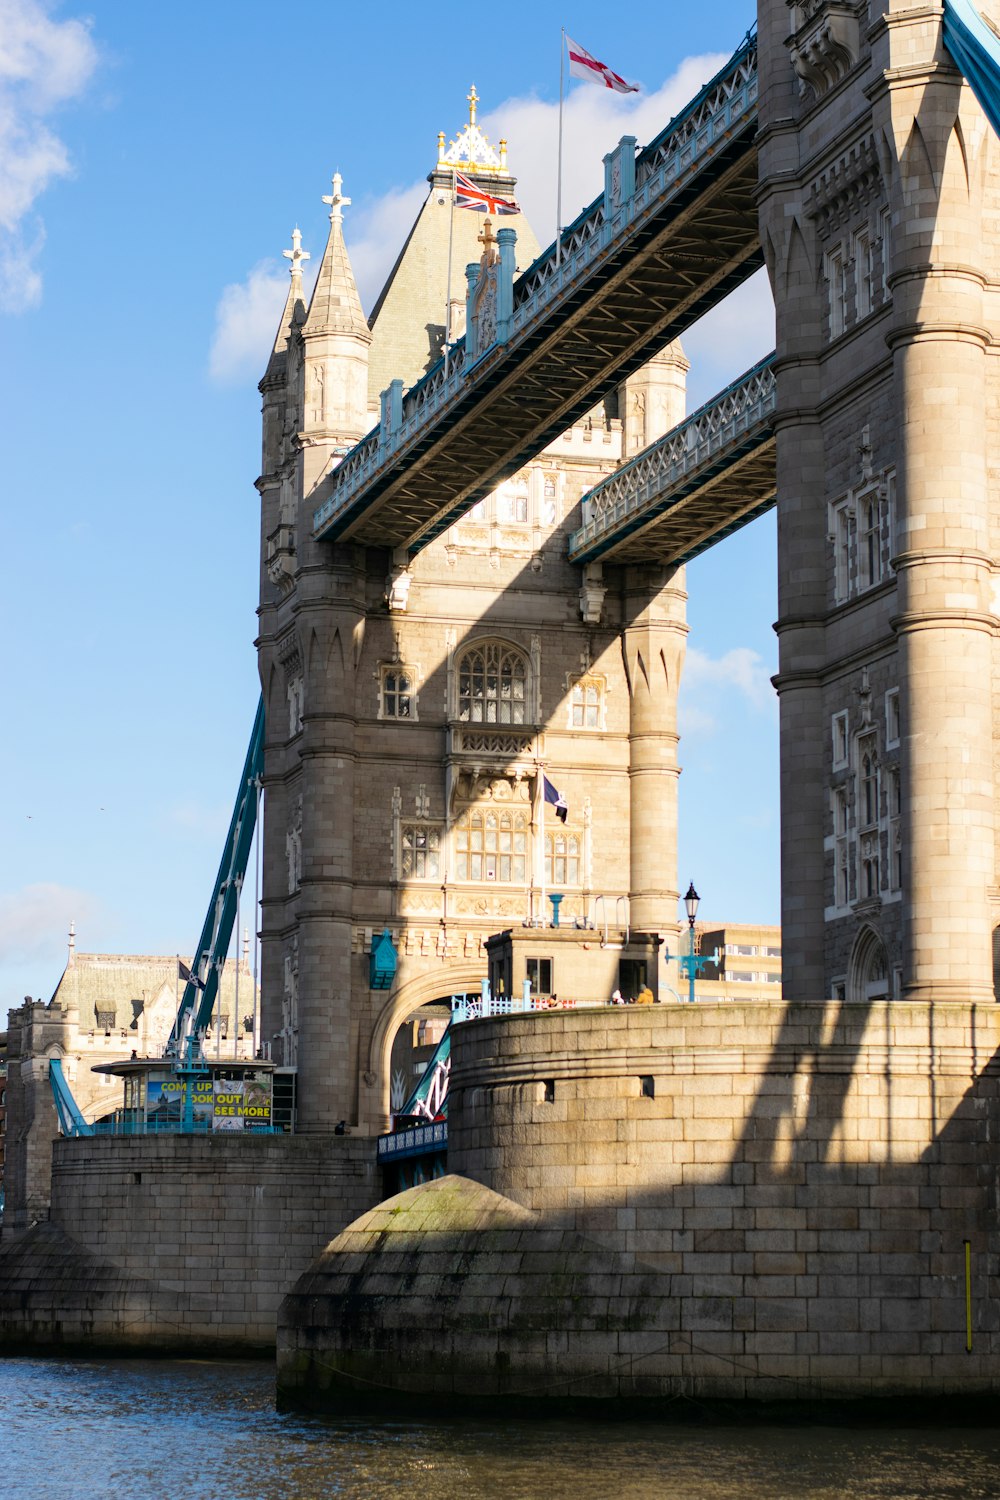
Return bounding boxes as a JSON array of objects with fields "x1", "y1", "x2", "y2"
[{"x1": 566, "y1": 35, "x2": 639, "y2": 94}]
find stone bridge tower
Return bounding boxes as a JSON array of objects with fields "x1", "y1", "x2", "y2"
[
  {"x1": 759, "y1": 0, "x2": 1000, "y2": 1005},
  {"x1": 256, "y1": 97, "x2": 689, "y2": 1131}
]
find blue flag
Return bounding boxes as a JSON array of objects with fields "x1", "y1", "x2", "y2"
[{"x1": 543, "y1": 774, "x2": 568, "y2": 824}]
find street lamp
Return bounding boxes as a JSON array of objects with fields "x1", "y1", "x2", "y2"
[
  {"x1": 668, "y1": 881, "x2": 718, "y2": 1004},
  {"x1": 684, "y1": 882, "x2": 699, "y2": 1006}
]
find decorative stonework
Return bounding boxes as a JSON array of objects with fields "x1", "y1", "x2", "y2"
[
  {"x1": 266, "y1": 523, "x2": 296, "y2": 594},
  {"x1": 786, "y1": 0, "x2": 861, "y2": 100},
  {"x1": 437, "y1": 85, "x2": 508, "y2": 174},
  {"x1": 806, "y1": 135, "x2": 881, "y2": 238}
]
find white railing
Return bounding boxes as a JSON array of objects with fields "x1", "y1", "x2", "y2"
[{"x1": 569, "y1": 353, "x2": 775, "y2": 557}]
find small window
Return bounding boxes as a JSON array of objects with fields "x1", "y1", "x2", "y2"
[
  {"x1": 832, "y1": 979, "x2": 847, "y2": 1003},
  {"x1": 526, "y1": 957, "x2": 552, "y2": 994},
  {"x1": 96, "y1": 1008, "x2": 115, "y2": 1032},
  {"x1": 401, "y1": 824, "x2": 441, "y2": 880},
  {"x1": 832, "y1": 712, "x2": 849, "y2": 768},
  {"x1": 885, "y1": 689, "x2": 900, "y2": 748},
  {"x1": 858, "y1": 490, "x2": 882, "y2": 591},
  {"x1": 854, "y1": 229, "x2": 872, "y2": 320},
  {"x1": 545, "y1": 830, "x2": 581, "y2": 887},
  {"x1": 826, "y1": 245, "x2": 847, "y2": 339},
  {"x1": 381, "y1": 668, "x2": 414, "y2": 720},
  {"x1": 640, "y1": 1075, "x2": 655, "y2": 1099},
  {"x1": 498, "y1": 480, "x2": 529, "y2": 524},
  {"x1": 860, "y1": 741, "x2": 879, "y2": 829},
  {"x1": 878, "y1": 207, "x2": 892, "y2": 300},
  {"x1": 831, "y1": 502, "x2": 852, "y2": 604},
  {"x1": 543, "y1": 1079, "x2": 555, "y2": 1103},
  {"x1": 541, "y1": 475, "x2": 557, "y2": 526},
  {"x1": 570, "y1": 678, "x2": 603, "y2": 729}
]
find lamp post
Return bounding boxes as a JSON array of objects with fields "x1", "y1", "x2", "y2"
[
  {"x1": 684, "y1": 882, "x2": 699, "y2": 1006},
  {"x1": 665, "y1": 881, "x2": 718, "y2": 1004}
]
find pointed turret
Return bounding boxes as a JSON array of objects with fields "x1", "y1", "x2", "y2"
[
  {"x1": 304, "y1": 174, "x2": 369, "y2": 340},
  {"x1": 300, "y1": 173, "x2": 371, "y2": 469}
]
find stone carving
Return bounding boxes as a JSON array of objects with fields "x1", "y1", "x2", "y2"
[
  {"x1": 286, "y1": 796, "x2": 303, "y2": 893},
  {"x1": 579, "y1": 563, "x2": 607, "y2": 625},
  {"x1": 282, "y1": 936, "x2": 298, "y2": 1068},
  {"x1": 386, "y1": 565, "x2": 412, "y2": 612},
  {"x1": 786, "y1": 0, "x2": 860, "y2": 101},
  {"x1": 287, "y1": 674, "x2": 304, "y2": 738}
]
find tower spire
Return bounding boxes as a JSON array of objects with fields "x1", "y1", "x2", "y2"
[{"x1": 304, "y1": 171, "x2": 368, "y2": 339}]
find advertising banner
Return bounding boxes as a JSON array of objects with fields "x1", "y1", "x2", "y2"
[{"x1": 212, "y1": 1076, "x2": 272, "y2": 1131}]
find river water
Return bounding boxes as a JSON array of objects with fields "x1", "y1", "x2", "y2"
[{"x1": 4, "y1": 1356, "x2": 1000, "y2": 1499}]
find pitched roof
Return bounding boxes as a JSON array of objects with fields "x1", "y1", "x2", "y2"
[{"x1": 367, "y1": 105, "x2": 540, "y2": 403}]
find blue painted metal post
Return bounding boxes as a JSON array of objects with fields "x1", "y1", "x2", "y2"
[
  {"x1": 549, "y1": 893, "x2": 564, "y2": 928},
  {"x1": 496, "y1": 228, "x2": 517, "y2": 344},
  {"x1": 465, "y1": 262, "x2": 481, "y2": 359}
]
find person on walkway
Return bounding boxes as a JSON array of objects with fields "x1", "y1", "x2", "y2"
[{"x1": 636, "y1": 984, "x2": 654, "y2": 1005}]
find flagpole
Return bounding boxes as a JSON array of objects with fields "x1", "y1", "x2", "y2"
[
  {"x1": 444, "y1": 166, "x2": 456, "y2": 377},
  {"x1": 556, "y1": 27, "x2": 565, "y2": 267},
  {"x1": 539, "y1": 769, "x2": 547, "y2": 923}
]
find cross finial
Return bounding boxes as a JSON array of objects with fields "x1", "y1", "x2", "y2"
[
  {"x1": 478, "y1": 216, "x2": 496, "y2": 255},
  {"x1": 282, "y1": 226, "x2": 310, "y2": 278},
  {"x1": 322, "y1": 171, "x2": 351, "y2": 224},
  {"x1": 467, "y1": 84, "x2": 479, "y2": 125}
]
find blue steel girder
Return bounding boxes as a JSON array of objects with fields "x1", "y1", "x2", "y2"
[
  {"x1": 166, "y1": 696, "x2": 264, "y2": 1057},
  {"x1": 568, "y1": 354, "x2": 776, "y2": 567},
  {"x1": 313, "y1": 38, "x2": 761, "y2": 554}
]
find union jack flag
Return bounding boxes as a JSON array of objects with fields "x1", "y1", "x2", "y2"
[{"x1": 455, "y1": 172, "x2": 519, "y2": 215}]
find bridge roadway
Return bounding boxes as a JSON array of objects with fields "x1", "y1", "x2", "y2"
[
  {"x1": 313, "y1": 35, "x2": 761, "y2": 554},
  {"x1": 569, "y1": 354, "x2": 776, "y2": 568}
]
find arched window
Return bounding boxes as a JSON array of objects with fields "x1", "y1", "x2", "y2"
[
  {"x1": 848, "y1": 926, "x2": 889, "y2": 1002},
  {"x1": 457, "y1": 643, "x2": 528, "y2": 725},
  {"x1": 454, "y1": 807, "x2": 527, "y2": 883},
  {"x1": 545, "y1": 830, "x2": 581, "y2": 887}
]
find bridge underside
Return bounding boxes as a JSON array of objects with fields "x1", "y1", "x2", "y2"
[
  {"x1": 318, "y1": 148, "x2": 762, "y2": 553},
  {"x1": 584, "y1": 438, "x2": 777, "y2": 568},
  {"x1": 569, "y1": 355, "x2": 777, "y2": 567}
]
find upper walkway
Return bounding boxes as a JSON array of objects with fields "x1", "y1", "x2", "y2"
[
  {"x1": 569, "y1": 353, "x2": 776, "y2": 567},
  {"x1": 313, "y1": 36, "x2": 761, "y2": 553}
]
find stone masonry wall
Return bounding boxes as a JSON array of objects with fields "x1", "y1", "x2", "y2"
[
  {"x1": 0, "y1": 1133, "x2": 379, "y2": 1352},
  {"x1": 440, "y1": 1002, "x2": 1000, "y2": 1395}
]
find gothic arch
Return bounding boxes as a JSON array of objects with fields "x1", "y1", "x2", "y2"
[
  {"x1": 847, "y1": 924, "x2": 889, "y2": 1003},
  {"x1": 367, "y1": 962, "x2": 488, "y2": 1119},
  {"x1": 453, "y1": 637, "x2": 532, "y2": 725}
]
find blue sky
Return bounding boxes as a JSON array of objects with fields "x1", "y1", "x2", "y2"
[{"x1": 0, "y1": 0, "x2": 774, "y2": 1007}]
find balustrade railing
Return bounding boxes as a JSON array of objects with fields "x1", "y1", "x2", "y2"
[{"x1": 569, "y1": 353, "x2": 776, "y2": 556}]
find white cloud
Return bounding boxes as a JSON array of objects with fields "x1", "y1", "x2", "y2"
[
  {"x1": 0, "y1": 0, "x2": 98, "y2": 312},
  {"x1": 679, "y1": 645, "x2": 777, "y2": 738},
  {"x1": 208, "y1": 260, "x2": 295, "y2": 384},
  {"x1": 0, "y1": 882, "x2": 99, "y2": 967},
  {"x1": 480, "y1": 53, "x2": 730, "y2": 246},
  {"x1": 683, "y1": 267, "x2": 775, "y2": 410}
]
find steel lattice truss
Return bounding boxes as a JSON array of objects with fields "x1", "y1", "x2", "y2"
[
  {"x1": 313, "y1": 39, "x2": 762, "y2": 553},
  {"x1": 569, "y1": 355, "x2": 776, "y2": 567}
]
